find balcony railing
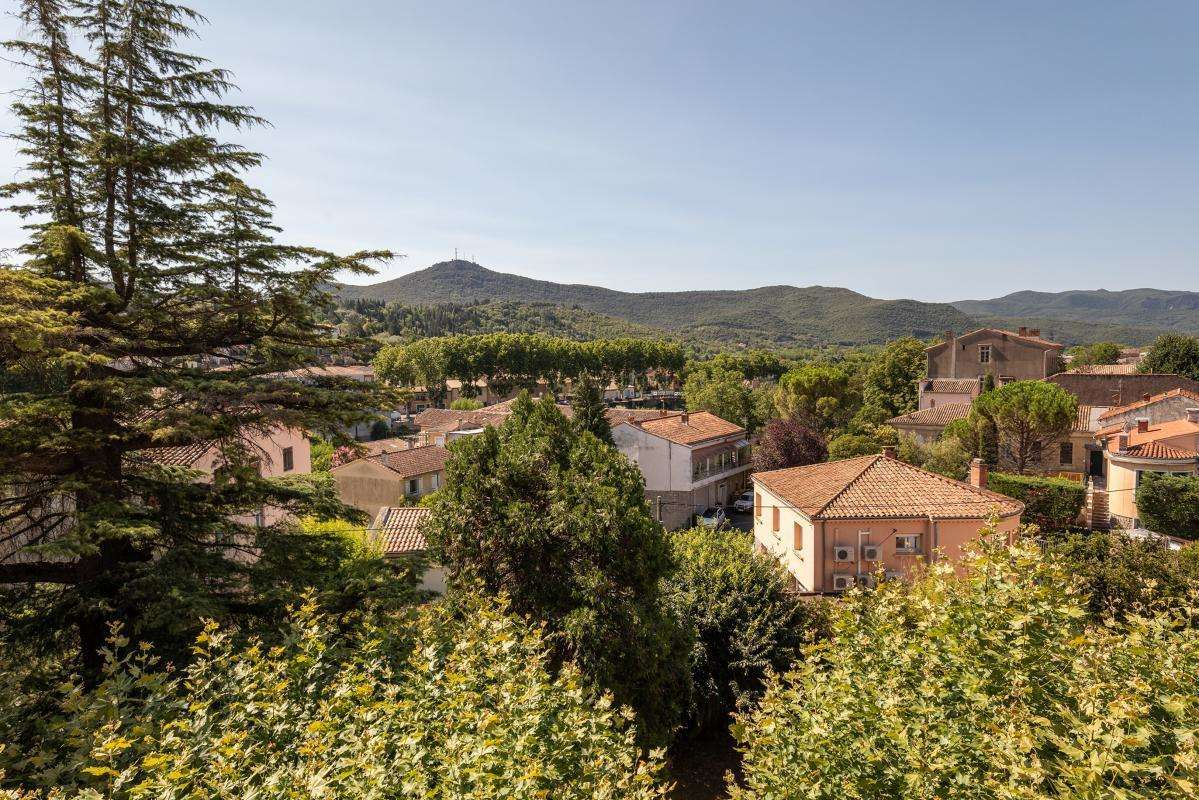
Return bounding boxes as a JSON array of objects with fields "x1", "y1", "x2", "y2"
[{"x1": 692, "y1": 446, "x2": 751, "y2": 481}]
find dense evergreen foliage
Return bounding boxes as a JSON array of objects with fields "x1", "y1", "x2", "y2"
[
  {"x1": 423, "y1": 394, "x2": 691, "y2": 745},
  {"x1": 968, "y1": 380, "x2": 1077, "y2": 473},
  {"x1": 1136, "y1": 472, "x2": 1199, "y2": 539},
  {"x1": 1138, "y1": 333, "x2": 1199, "y2": 381},
  {"x1": 663, "y1": 528, "x2": 828, "y2": 739},
  {"x1": 0, "y1": 599, "x2": 667, "y2": 798},
  {"x1": 1051, "y1": 530, "x2": 1199, "y2": 618},
  {"x1": 0, "y1": 0, "x2": 388, "y2": 674},
  {"x1": 988, "y1": 472, "x2": 1086, "y2": 531},
  {"x1": 733, "y1": 537, "x2": 1199, "y2": 800}
]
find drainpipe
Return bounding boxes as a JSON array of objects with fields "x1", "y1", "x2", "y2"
[{"x1": 927, "y1": 515, "x2": 938, "y2": 564}]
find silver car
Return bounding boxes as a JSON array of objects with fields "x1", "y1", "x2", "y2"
[
  {"x1": 732, "y1": 491, "x2": 755, "y2": 513},
  {"x1": 697, "y1": 506, "x2": 727, "y2": 529}
]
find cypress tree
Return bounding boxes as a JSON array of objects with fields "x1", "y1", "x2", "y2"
[
  {"x1": 570, "y1": 374, "x2": 613, "y2": 444},
  {"x1": 0, "y1": 1, "x2": 391, "y2": 674}
]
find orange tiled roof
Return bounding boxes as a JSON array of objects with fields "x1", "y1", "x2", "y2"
[
  {"x1": 334, "y1": 444, "x2": 450, "y2": 479},
  {"x1": 889, "y1": 403, "x2": 971, "y2": 427},
  {"x1": 144, "y1": 440, "x2": 215, "y2": 467},
  {"x1": 359, "y1": 437, "x2": 412, "y2": 457},
  {"x1": 922, "y1": 378, "x2": 981, "y2": 394},
  {"x1": 369, "y1": 506, "x2": 432, "y2": 556},
  {"x1": 1097, "y1": 388, "x2": 1199, "y2": 421},
  {"x1": 1074, "y1": 405, "x2": 1098, "y2": 433},
  {"x1": 1068, "y1": 363, "x2": 1138, "y2": 375},
  {"x1": 632, "y1": 411, "x2": 745, "y2": 446},
  {"x1": 1122, "y1": 442, "x2": 1199, "y2": 461},
  {"x1": 413, "y1": 407, "x2": 510, "y2": 432},
  {"x1": 1122, "y1": 418, "x2": 1199, "y2": 447},
  {"x1": 753, "y1": 454, "x2": 1023, "y2": 521}
]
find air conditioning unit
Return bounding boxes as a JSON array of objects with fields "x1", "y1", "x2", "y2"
[
  {"x1": 857, "y1": 573, "x2": 876, "y2": 589},
  {"x1": 831, "y1": 574, "x2": 855, "y2": 591},
  {"x1": 861, "y1": 544, "x2": 882, "y2": 561},
  {"x1": 832, "y1": 545, "x2": 855, "y2": 563}
]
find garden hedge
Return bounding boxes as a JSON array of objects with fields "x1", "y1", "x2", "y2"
[{"x1": 988, "y1": 472, "x2": 1085, "y2": 532}]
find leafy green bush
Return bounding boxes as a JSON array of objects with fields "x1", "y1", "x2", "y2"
[
  {"x1": 449, "y1": 397, "x2": 484, "y2": 410},
  {"x1": 1137, "y1": 472, "x2": 1199, "y2": 539},
  {"x1": 663, "y1": 528, "x2": 829, "y2": 738},
  {"x1": 988, "y1": 471, "x2": 1084, "y2": 531},
  {"x1": 1052, "y1": 530, "x2": 1199, "y2": 617},
  {"x1": 827, "y1": 433, "x2": 881, "y2": 461},
  {"x1": 732, "y1": 537, "x2": 1199, "y2": 799},
  {"x1": 0, "y1": 599, "x2": 667, "y2": 799}
]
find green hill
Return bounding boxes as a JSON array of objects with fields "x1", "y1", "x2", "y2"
[
  {"x1": 954, "y1": 289, "x2": 1199, "y2": 336},
  {"x1": 338, "y1": 261, "x2": 976, "y2": 347}
]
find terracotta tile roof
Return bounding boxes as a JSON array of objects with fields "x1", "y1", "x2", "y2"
[
  {"x1": 359, "y1": 437, "x2": 412, "y2": 457},
  {"x1": 753, "y1": 454, "x2": 1023, "y2": 521},
  {"x1": 1068, "y1": 363, "x2": 1138, "y2": 375},
  {"x1": 1074, "y1": 405, "x2": 1098, "y2": 433},
  {"x1": 369, "y1": 506, "x2": 432, "y2": 556},
  {"x1": 889, "y1": 403, "x2": 971, "y2": 427},
  {"x1": 334, "y1": 444, "x2": 450, "y2": 479},
  {"x1": 922, "y1": 378, "x2": 980, "y2": 394},
  {"x1": 143, "y1": 440, "x2": 215, "y2": 467},
  {"x1": 1122, "y1": 442, "x2": 1199, "y2": 460},
  {"x1": 1125, "y1": 418, "x2": 1199, "y2": 447},
  {"x1": 630, "y1": 411, "x2": 745, "y2": 446},
  {"x1": 1097, "y1": 388, "x2": 1199, "y2": 421},
  {"x1": 412, "y1": 407, "x2": 510, "y2": 433},
  {"x1": 1045, "y1": 373, "x2": 1199, "y2": 407}
]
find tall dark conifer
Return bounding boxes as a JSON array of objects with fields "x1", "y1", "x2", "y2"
[
  {"x1": 570, "y1": 374, "x2": 613, "y2": 444},
  {"x1": 0, "y1": 1, "x2": 392, "y2": 674}
]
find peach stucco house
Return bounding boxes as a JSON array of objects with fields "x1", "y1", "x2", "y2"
[
  {"x1": 1099, "y1": 410, "x2": 1199, "y2": 529},
  {"x1": 752, "y1": 452, "x2": 1022, "y2": 593},
  {"x1": 331, "y1": 444, "x2": 451, "y2": 518}
]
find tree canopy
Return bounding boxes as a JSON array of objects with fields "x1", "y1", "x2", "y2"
[
  {"x1": 854, "y1": 336, "x2": 926, "y2": 428},
  {"x1": 423, "y1": 393, "x2": 690, "y2": 744},
  {"x1": 752, "y1": 418, "x2": 827, "y2": 472},
  {"x1": 1139, "y1": 333, "x2": 1199, "y2": 381},
  {"x1": 733, "y1": 536, "x2": 1199, "y2": 800},
  {"x1": 774, "y1": 364, "x2": 860, "y2": 432},
  {"x1": 1137, "y1": 472, "x2": 1199, "y2": 540},
  {"x1": 968, "y1": 380, "x2": 1077, "y2": 474},
  {"x1": 684, "y1": 364, "x2": 757, "y2": 430},
  {"x1": 0, "y1": 0, "x2": 389, "y2": 674}
]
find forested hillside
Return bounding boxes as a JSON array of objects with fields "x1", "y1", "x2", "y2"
[
  {"x1": 956, "y1": 289, "x2": 1199, "y2": 335},
  {"x1": 338, "y1": 260, "x2": 976, "y2": 347}
]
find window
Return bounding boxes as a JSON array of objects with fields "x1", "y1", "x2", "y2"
[
  {"x1": 431, "y1": 473, "x2": 440, "y2": 490},
  {"x1": 929, "y1": 398, "x2": 936, "y2": 408},
  {"x1": 978, "y1": 345, "x2": 991, "y2": 364},
  {"x1": 793, "y1": 521, "x2": 803, "y2": 550},
  {"x1": 754, "y1": 492, "x2": 762, "y2": 518},
  {"x1": 1031, "y1": 442, "x2": 1043, "y2": 463},
  {"x1": 895, "y1": 534, "x2": 921, "y2": 554},
  {"x1": 282, "y1": 446, "x2": 294, "y2": 472},
  {"x1": 1059, "y1": 442, "x2": 1073, "y2": 466},
  {"x1": 772, "y1": 506, "x2": 780, "y2": 533},
  {"x1": 407, "y1": 478, "x2": 419, "y2": 495}
]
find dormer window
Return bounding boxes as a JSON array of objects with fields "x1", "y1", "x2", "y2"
[{"x1": 978, "y1": 345, "x2": 991, "y2": 364}]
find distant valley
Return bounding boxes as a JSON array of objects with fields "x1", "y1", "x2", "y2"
[{"x1": 338, "y1": 261, "x2": 1190, "y2": 348}]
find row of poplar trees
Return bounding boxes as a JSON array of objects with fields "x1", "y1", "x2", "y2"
[{"x1": 0, "y1": 0, "x2": 389, "y2": 674}]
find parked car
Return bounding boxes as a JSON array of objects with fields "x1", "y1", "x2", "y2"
[
  {"x1": 732, "y1": 491, "x2": 755, "y2": 513},
  {"x1": 697, "y1": 506, "x2": 727, "y2": 529}
]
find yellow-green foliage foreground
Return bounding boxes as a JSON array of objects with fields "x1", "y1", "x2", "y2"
[
  {"x1": 732, "y1": 538, "x2": 1199, "y2": 799},
  {"x1": 0, "y1": 600, "x2": 666, "y2": 799}
]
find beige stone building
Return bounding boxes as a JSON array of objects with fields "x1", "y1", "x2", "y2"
[
  {"x1": 331, "y1": 444, "x2": 450, "y2": 517},
  {"x1": 926, "y1": 327, "x2": 1064, "y2": 382},
  {"x1": 752, "y1": 453, "x2": 1023, "y2": 593}
]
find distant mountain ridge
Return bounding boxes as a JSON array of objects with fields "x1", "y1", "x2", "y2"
[
  {"x1": 953, "y1": 289, "x2": 1199, "y2": 335},
  {"x1": 337, "y1": 261, "x2": 1187, "y2": 348},
  {"x1": 338, "y1": 261, "x2": 975, "y2": 348}
]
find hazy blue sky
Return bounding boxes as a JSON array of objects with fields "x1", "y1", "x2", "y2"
[{"x1": 2, "y1": 1, "x2": 1198, "y2": 300}]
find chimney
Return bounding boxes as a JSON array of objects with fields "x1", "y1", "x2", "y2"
[
  {"x1": 944, "y1": 330, "x2": 954, "y2": 343},
  {"x1": 1029, "y1": 328, "x2": 1040, "y2": 337},
  {"x1": 659, "y1": 408, "x2": 668, "y2": 416},
  {"x1": 969, "y1": 458, "x2": 988, "y2": 489},
  {"x1": 1187, "y1": 408, "x2": 1199, "y2": 423},
  {"x1": 1018, "y1": 326, "x2": 1028, "y2": 336},
  {"x1": 881, "y1": 446, "x2": 897, "y2": 459},
  {"x1": 1142, "y1": 393, "x2": 1151, "y2": 402},
  {"x1": 680, "y1": 411, "x2": 689, "y2": 424},
  {"x1": 1136, "y1": 418, "x2": 1149, "y2": 433}
]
